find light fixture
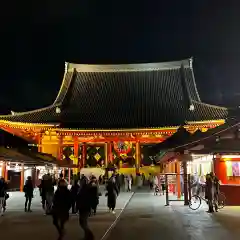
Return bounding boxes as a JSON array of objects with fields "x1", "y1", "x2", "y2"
[
  {"x1": 189, "y1": 104, "x2": 195, "y2": 111},
  {"x1": 56, "y1": 107, "x2": 61, "y2": 114}
]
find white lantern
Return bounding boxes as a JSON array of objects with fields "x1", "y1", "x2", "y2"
[
  {"x1": 56, "y1": 107, "x2": 61, "y2": 114},
  {"x1": 65, "y1": 62, "x2": 68, "y2": 73},
  {"x1": 189, "y1": 104, "x2": 195, "y2": 111}
]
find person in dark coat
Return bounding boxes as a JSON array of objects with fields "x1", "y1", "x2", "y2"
[
  {"x1": 70, "y1": 180, "x2": 80, "y2": 214},
  {"x1": 115, "y1": 174, "x2": 121, "y2": 193},
  {"x1": 52, "y1": 179, "x2": 72, "y2": 239},
  {"x1": 76, "y1": 177, "x2": 94, "y2": 240},
  {"x1": 89, "y1": 176, "x2": 99, "y2": 215},
  {"x1": 0, "y1": 177, "x2": 7, "y2": 216},
  {"x1": 44, "y1": 174, "x2": 55, "y2": 214},
  {"x1": 106, "y1": 177, "x2": 119, "y2": 214},
  {"x1": 23, "y1": 176, "x2": 34, "y2": 212},
  {"x1": 38, "y1": 179, "x2": 46, "y2": 210}
]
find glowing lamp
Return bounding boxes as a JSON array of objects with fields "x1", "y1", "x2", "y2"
[
  {"x1": 189, "y1": 104, "x2": 195, "y2": 111},
  {"x1": 56, "y1": 107, "x2": 61, "y2": 114}
]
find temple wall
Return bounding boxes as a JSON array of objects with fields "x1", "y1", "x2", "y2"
[
  {"x1": 41, "y1": 134, "x2": 59, "y2": 158},
  {"x1": 41, "y1": 144, "x2": 58, "y2": 158}
]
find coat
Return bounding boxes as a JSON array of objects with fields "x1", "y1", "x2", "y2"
[
  {"x1": 24, "y1": 180, "x2": 34, "y2": 198},
  {"x1": 70, "y1": 183, "x2": 80, "y2": 200},
  {"x1": 106, "y1": 180, "x2": 118, "y2": 208},
  {"x1": 76, "y1": 184, "x2": 92, "y2": 213},
  {"x1": 0, "y1": 180, "x2": 7, "y2": 198},
  {"x1": 52, "y1": 186, "x2": 72, "y2": 219},
  {"x1": 89, "y1": 182, "x2": 99, "y2": 208}
]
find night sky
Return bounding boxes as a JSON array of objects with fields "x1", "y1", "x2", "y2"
[{"x1": 1, "y1": 1, "x2": 240, "y2": 114}]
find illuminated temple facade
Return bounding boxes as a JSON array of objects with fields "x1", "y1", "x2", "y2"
[{"x1": 0, "y1": 59, "x2": 228, "y2": 174}]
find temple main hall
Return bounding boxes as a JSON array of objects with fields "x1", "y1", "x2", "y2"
[{"x1": 0, "y1": 59, "x2": 228, "y2": 174}]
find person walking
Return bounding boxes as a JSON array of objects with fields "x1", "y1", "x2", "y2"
[
  {"x1": 89, "y1": 176, "x2": 99, "y2": 216},
  {"x1": 210, "y1": 172, "x2": 219, "y2": 212},
  {"x1": 76, "y1": 176, "x2": 94, "y2": 240},
  {"x1": 127, "y1": 175, "x2": 132, "y2": 192},
  {"x1": 38, "y1": 179, "x2": 46, "y2": 210},
  {"x1": 23, "y1": 176, "x2": 34, "y2": 212},
  {"x1": 106, "y1": 176, "x2": 119, "y2": 214},
  {"x1": 148, "y1": 173, "x2": 154, "y2": 190},
  {"x1": 124, "y1": 175, "x2": 128, "y2": 192},
  {"x1": 205, "y1": 173, "x2": 217, "y2": 213},
  {"x1": 70, "y1": 180, "x2": 80, "y2": 214},
  {"x1": 0, "y1": 177, "x2": 7, "y2": 216},
  {"x1": 52, "y1": 179, "x2": 72, "y2": 240},
  {"x1": 115, "y1": 173, "x2": 121, "y2": 193},
  {"x1": 44, "y1": 174, "x2": 55, "y2": 214}
]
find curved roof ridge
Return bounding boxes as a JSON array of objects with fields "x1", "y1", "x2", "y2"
[
  {"x1": 53, "y1": 71, "x2": 74, "y2": 105},
  {"x1": 191, "y1": 100, "x2": 228, "y2": 110},
  {"x1": 0, "y1": 104, "x2": 60, "y2": 119},
  {"x1": 67, "y1": 58, "x2": 191, "y2": 73},
  {"x1": 189, "y1": 59, "x2": 201, "y2": 101},
  {"x1": 0, "y1": 71, "x2": 74, "y2": 119}
]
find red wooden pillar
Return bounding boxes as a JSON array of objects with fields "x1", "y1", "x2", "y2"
[
  {"x1": 58, "y1": 135, "x2": 63, "y2": 161},
  {"x1": 1, "y1": 162, "x2": 6, "y2": 179},
  {"x1": 135, "y1": 141, "x2": 140, "y2": 174},
  {"x1": 38, "y1": 134, "x2": 42, "y2": 152},
  {"x1": 4, "y1": 163, "x2": 8, "y2": 181},
  {"x1": 82, "y1": 143, "x2": 87, "y2": 168},
  {"x1": 214, "y1": 156, "x2": 227, "y2": 184},
  {"x1": 176, "y1": 161, "x2": 181, "y2": 199},
  {"x1": 74, "y1": 137, "x2": 79, "y2": 172},
  {"x1": 108, "y1": 142, "x2": 113, "y2": 163}
]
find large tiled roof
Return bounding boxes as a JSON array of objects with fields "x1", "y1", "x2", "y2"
[{"x1": 0, "y1": 59, "x2": 228, "y2": 129}]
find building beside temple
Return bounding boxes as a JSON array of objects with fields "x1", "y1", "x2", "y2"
[
  {"x1": 153, "y1": 118, "x2": 240, "y2": 205},
  {"x1": 0, "y1": 59, "x2": 228, "y2": 175}
]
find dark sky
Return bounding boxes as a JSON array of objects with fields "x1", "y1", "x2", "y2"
[{"x1": 1, "y1": 1, "x2": 240, "y2": 114}]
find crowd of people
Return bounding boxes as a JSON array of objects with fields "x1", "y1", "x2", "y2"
[
  {"x1": 0, "y1": 170, "x2": 222, "y2": 239},
  {"x1": 0, "y1": 172, "x2": 121, "y2": 240}
]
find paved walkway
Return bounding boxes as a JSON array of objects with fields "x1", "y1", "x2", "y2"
[
  {"x1": 0, "y1": 190, "x2": 133, "y2": 240},
  {"x1": 106, "y1": 192, "x2": 240, "y2": 240},
  {"x1": 3, "y1": 189, "x2": 240, "y2": 240}
]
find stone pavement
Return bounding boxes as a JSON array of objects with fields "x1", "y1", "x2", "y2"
[
  {"x1": 0, "y1": 189, "x2": 133, "y2": 240},
  {"x1": 106, "y1": 192, "x2": 240, "y2": 240},
  {"x1": 3, "y1": 189, "x2": 240, "y2": 240}
]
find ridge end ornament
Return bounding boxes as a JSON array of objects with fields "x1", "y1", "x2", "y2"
[
  {"x1": 65, "y1": 62, "x2": 69, "y2": 73},
  {"x1": 189, "y1": 57, "x2": 193, "y2": 69}
]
